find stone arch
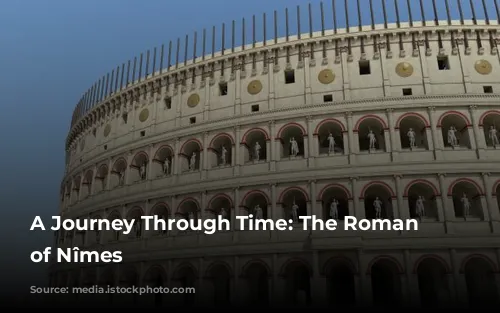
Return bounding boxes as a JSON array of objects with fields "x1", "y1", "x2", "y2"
[
  {"x1": 479, "y1": 110, "x2": 500, "y2": 126},
  {"x1": 130, "y1": 151, "x2": 149, "y2": 182},
  {"x1": 461, "y1": 255, "x2": 499, "y2": 306},
  {"x1": 209, "y1": 133, "x2": 234, "y2": 167},
  {"x1": 323, "y1": 256, "x2": 357, "y2": 306},
  {"x1": 150, "y1": 202, "x2": 170, "y2": 235},
  {"x1": 106, "y1": 210, "x2": 122, "y2": 242},
  {"x1": 241, "y1": 128, "x2": 269, "y2": 163},
  {"x1": 437, "y1": 111, "x2": 471, "y2": 149},
  {"x1": 241, "y1": 259, "x2": 272, "y2": 277},
  {"x1": 396, "y1": 112, "x2": 430, "y2": 150},
  {"x1": 361, "y1": 182, "x2": 396, "y2": 219},
  {"x1": 460, "y1": 254, "x2": 498, "y2": 273},
  {"x1": 143, "y1": 264, "x2": 167, "y2": 287},
  {"x1": 448, "y1": 178, "x2": 484, "y2": 219},
  {"x1": 126, "y1": 206, "x2": 144, "y2": 239},
  {"x1": 241, "y1": 127, "x2": 270, "y2": 143},
  {"x1": 207, "y1": 193, "x2": 233, "y2": 220},
  {"x1": 479, "y1": 110, "x2": 500, "y2": 148},
  {"x1": 276, "y1": 123, "x2": 306, "y2": 158},
  {"x1": 176, "y1": 197, "x2": 201, "y2": 221},
  {"x1": 81, "y1": 169, "x2": 93, "y2": 198},
  {"x1": 413, "y1": 255, "x2": 451, "y2": 274},
  {"x1": 205, "y1": 261, "x2": 232, "y2": 306},
  {"x1": 318, "y1": 184, "x2": 351, "y2": 220},
  {"x1": 180, "y1": 139, "x2": 203, "y2": 172},
  {"x1": 240, "y1": 190, "x2": 270, "y2": 218},
  {"x1": 153, "y1": 145, "x2": 174, "y2": 177},
  {"x1": 405, "y1": 179, "x2": 440, "y2": 220},
  {"x1": 494, "y1": 180, "x2": 500, "y2": 213},
  {"x1": 280, "y1": 258, "x2": 312, "y2": 305},
  {"x1": 111, "y1": 157, "x2": 127, "y2": 187},
  {"x1": 315, "y1": 118, "x2": 346, "y2": 155},
  {"x1": 368, "y1": 256, "x2": 404, "y2": 307},
  {"x1": 279, "y1": 186, "x2": 308, "y2": 223},
  {"x1": 241, "y1": 259, "x2": 271, "y2": 306},
  {"x1": 355, "y1": 115, "x2": 387, "y2": 152},
  {"x1": 171, "y1": 262, "x2": 197, "y2": 306},
  {"x1": 95, "y1": 164, "x2": 108, "y2": 192},
  {"x1": 415, "y1": 256, "x2": 451, "y2": 307},
  {"x1": 119, "y1": 264, "x2": 139, "y2": 287},
  {"x1": 71, "y1": 176, "x2": 81, "y2": 201}
]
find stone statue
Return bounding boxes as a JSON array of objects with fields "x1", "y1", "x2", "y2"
[
  {"x1": 290, "y1": 137, "x2": 299, "y2": 157},
  {"x1": 220, "y1": 207, "x2": 228, "y2": 220},
  {"x1": 489, "y1": 125, "x2": 499, "y2": 147},
  {"x1": 461, "y1": 193, "x2": 471, "y2": 218},
  {"x1": 220, "y1": 145, "x2": 228, "y2": 165},
  {"x1": 189, "y1": 152, "x2": 197, "y2": 170},
  {"x1": 328, "y1": 133, "x2": 335, "y2": 153},
  {"x1": 139, "y1": 162, "x2": 147, "y2": 180},
  {"x1": 254, "y1": 204, "x2": 263, "y2": 219},
  {"x1": 367, "y1": 130, "x2": 377, "y2": 150},
  {"x1": 447, "y1": 126, "x2": 458, "y2": 147},
  {"x1": 291, "y1": 200, "x2": 299, "y2": 222},
  {"x1": 133, "y1": 220, "x2": 141, "y2": 237},
  {"x1": 415, "y1": 196, "x2": 425, "y2": 219},
  {"x1": 407, "y1": 128, "x2": 416, "y2": 148},
  {"x1": 373, "y1": 197, "x2": 383, "y2": 219},
  {"x1": 330, "y1": 198, "x2": 339, "y2": 220},
  {"x1": 118, "y1": 169, "x2": 125, "y2": 185},
  {"x1": 254, "y1": 142, "x2": 261, "y2": 161},
  {"x1": 188, "y1": 211, "x2": 195, "y2": 221},
  {"x1": 164, "y1": 158, "x2": 171, "y2": 174}
]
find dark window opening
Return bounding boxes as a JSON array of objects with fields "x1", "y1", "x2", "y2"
[
  {"x1": 403, "y1": 88, "x2": 413, "y2": 96},
  {"x1": 323, "y1": 94, "x2": 333, "y2": 102},
  {"x1": 122, "y1": 113, "x2": 128, "y2": 124},
  {"x1": 483, "y1": 86, "x2": 493, "y2": 94},
  {"x1": 285, "y1": 69, "x2": 295, "y2": 84},
  {"x1": 359, "y1": 60, "x2": 371, "y2": 75},
  {"x1": 104, "y1": 145, "x2": 107, "y2": 150},
  {"x1": 140, "y1": 131, "x2": 145, "y2": 137},
  {"x1": 92, "y1": 128, "x2": 96, "y2": 137},
  {"x1": 219, "y1": 82, "x2": 228, "y2": 96},
  {"x1": 164, "y1": 97, "x2": 172, "y2": 109},
  {"x1": 189, "y1": 117, "x2": 196, "y2": 124},
  {"x1": 251, "y1": 104, "x2": 259, "y2": 112},
  {"x1": 437, "y1": 56, "x2": 450, "y2": 70}
]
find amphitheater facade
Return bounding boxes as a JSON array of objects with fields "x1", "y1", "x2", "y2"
[{"x1": 53, "y1": 2, "x2": 500, "y2": 308}]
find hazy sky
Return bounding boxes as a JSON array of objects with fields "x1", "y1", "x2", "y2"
[{"x1": 0, "y1": 0, "x2": 486, "y2": 293}]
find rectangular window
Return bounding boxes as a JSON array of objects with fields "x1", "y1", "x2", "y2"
[
  {"x1": 284, "y1": 69, "x2": 295, "y2": 84},
  {"x1": 483, "y1": 86, "x2": 493, "y2": 94},
  {"x1": 437, "y1": 56, "x2": 450, "y2": 70},
  {"x1": 219, "y1": 82, "x2": 228, "y2": 96},
  {"x1": 189, "y1": 117, "x2": 196, "y2": 124},
  {"x1": 251, "y1": 104, "x2": 259, "y2": 112},
  {"x1": 323, "y1": 94, "x2": 333, "y2": 102},
  {"x1": 403, "y1": 88, "x2": 413, "y2": 96},
  {"x1": 359, "y1": 60, "x2": 371, "y2": 75}
]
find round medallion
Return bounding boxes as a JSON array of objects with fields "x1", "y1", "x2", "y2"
[
  {"x1": 395, "y1": 62, "x2": 414, "y2": 77},
  {"x1": 187, "y1": 93, "x2": 200, "y2": 107},
  {"x1": 247, "y1": 80, "x2": 263, "y2": 95},
  {"x1": 139, "y1": 108, "x2": 149, "y2": 122},
  {"x1": 318, "y1": 69, "x2": 335, "y2": 84},
  {"x1": 103, "y1": 124, "x2": 111, "y2": 137},
  {"x1": 474, "y1": 59, "x2": 492, "y2": 75}
]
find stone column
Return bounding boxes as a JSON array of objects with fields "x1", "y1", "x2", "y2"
[
  {"x1": 469, "y1": 105, "x2": 484, "y2": 158},
  {"x1": 394, "y1": 175, "x2": 407, "y2": 220},
  {"x1": 309, "y1": 180, "x2": 319, "y2": 217},
  {"x1": 427, "y1": 106, "x2": 443, "y2": 160},
  {"x1": 311, "y1": 250, "x2": 327, "y2": 306},
  {"x1": 450, "y1": 249, "x2": 468, "y2": 307},
  {"x1": 345, "y1": 111, "x2": 356, "y2": 164},
  {"x1": 307, "y1": 115, "x2": 315, "y2": 167},
  {"x1": 386, "y1": 108, "x2": 398, "y2": 161},
  {"x1": 269, "y1": 120, "x2": 276, "y2": 171},
  {"x1": 482, "y1": 172, "x2": 500, "y2": 232},
  {"x1": 234, "y1": 125, "x2": 241, "y2": 176},
  {"x1": 202, "y1": 132, "x2": 209, "y2": 178},
  {"x1": 356, "y1": 249, "x2": 371, "y2": 306},
  {"x1": 350, "y1": 177, "x2": 363, "y2": 218},
  {"x1": 271, "y1": 183, "x2": 278, "y2": 221},
  {"x1": 90, "y1": 164, "x2": 98, "y2": 195},
  {"x1": 404, "y1": 250, "x2": 420, "y2": 306},
  {"x1": 174, "y1": 138, "x2": 181, "y2": 176},
  {"x1": 438, "y1": 173, "x2": 454, "y2": 234}
]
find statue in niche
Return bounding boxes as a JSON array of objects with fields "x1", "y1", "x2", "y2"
[
  {"x1": 291, "y1": 199, "x2": 299, "y2": 222},
  {"x1": 188, "y1": 211, "x2": 195, "y2": 221},
  {"x1": 461, "y1": 193, "x2": 471, "y2": 219},
  {"x1": 101, "y1": 177, "x2": 107, "y2": 190},
  {"x1": 189, "y1": 152, "x2": 197, "y2": 171},
  {"x1": 254, "y1": 204, "x2": 263, "y2": 219},
  {"x1": 330, "y1": 198, "x2": 339, "y2": 220},
  {"x1": 328, "y1": 132, "x2": 336, "y2": 153},
  {"x1": 220, "y1": 145, "x2": 228, "y2": 165},
  {"x1": 95, "y1": 229, "x2": 101, "y2": 243},
  {"x1": 407, "y1": 128, "x2": 416, "y2": 149},
  {"x1": 367, "y1": 130, "x2": 377, "y2": 151},
  {"x1": 163, "y1": 157, "x2": 170, "y2": 175},
  {"x1": 132, "y1": 219, "x2": 141, "y2": 237},
  {"x1": 373, "y1": 197, "x2": 383, "y2": 219},
  {"x1": 290, "y1": 137, "x2": 299, "y2": 157},
  {"x1": 447, "y1": 126, "x2": 458, "y2": 147},
  {"x1": 415, "y1": 196, "x2": 425, "y2": 220},
  {"x1": 219, "y1": 207, "x2": 228, "y2": 220},
  {"x1": 139, "y1": 162, "x2": 147, "y2": 180},
  {"x1": 489, "y1": 125, "x2": 499, "y2": 147},
  {"x1": 118, "y1": 169, "x2": 125, "y2": 185},
  {"x1": 254, "y1": 142, "x2": 261, "y2": 161}
]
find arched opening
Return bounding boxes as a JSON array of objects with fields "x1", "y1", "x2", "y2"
[
  {"x1": 95, "y1": 164, "x2": 108, "y2": 192},
  {"x1": 316, "y1": 119, "x2": 345, "y2": 155},
  {"x1": 370, "y1": 258, "x2": 402, "y2": 307},
  {"x1": 496, "y1": 182, "x2": 500, "y2": 212},
  {"x1": 282, "y1": 260, "x2": 312, "y2": 306},
  {"x1": 126, "y1": 207, "x2": 143, "y2": 239},
  {"x1": 357, "y1": 117, "x2": 386, "y2": 152},
  {"x1": 172, "y1": 264, "x2": 197, "y2": 306},
  {"x1": 325, "y1": 259, "x2": 356, "y2": 306},
  {"x1": 98, "y1": 267, "x2": 115, "y2": 304},
  {"x1": 143, "y1": 266, "x2": 167, "y2": 307},
  {"x1": 72, "y1": 176, "x2": 81, "y2": 203},
  {"x1": 464, "y1": 257, "x2": 499, "y2": 306},
  {"x1": 91, "y1": 215, "x2": 102, "y2": 245},
  {"x1": 243, "y1": 261, "x2": 269, "y2": 306},
  {"x1": 208, "y1": 195, "x2": 232, "y2": 226},
  {"x1": 82, "y1": 268, "x2": 96, "y2": 287},
  {"x1": 177, "y1": 199, "x2": 200, "y2": 231},
  {"x1": 363, "y1": 183, "x2": 394, "y2": 219},
  {"x1": 119, "y1": 265, "x2": 139, "y2": 305},
  {"x1": 131, "y1": 151, "x2": 148, "y2": 182},
  {"x1": 406, "y1": 181, "x2": 439, "y2": 221},
  {"x1": 81, "y1": 170, "x2": 93, "y2": 198},
  {"x1": 64, "y1": 181, "x2": 71, "y2": 202},
  {"x1": 206, "y1": 263, "x2": 232, "y2": 306},
  {"x1": 106, "y1": 211, "x2": 121, "y2": 242},
  {"x1": 278, "y1": 124, "x2": 305, "y2": 159},
  {"x1": 180, "y1": 140, "x2": 202, "y2": 172},
  {"x1": 320, "y1": 185, "x2": 350, "y2": 220},
  {"x1": 111, "y1": 158, "x2": 127, "y2": 188},
  {"x1": 153, "y1": 145, "x2": 174, "y2": 177},
  {"x1": 280, "y1": 188, "x2": 308, "y2": 224},
  {"x1": 481, "y1": 112, "x2": 500, "y2": 148},
  {"x1": 242, "y1": 191, "x2": 269, "y2": 219},
  {"x1": 398, "y1": 114, "x2": 429, "y2": 150},
  {"x1": 243, "y1": 129, "x2": 268, "y2": 163},
  {"x1": 151, "y1": 203, "x2": 170, "y2": 236},
  {"x1": 210, "y1": 134, "x2": 233, "y2": 167},
  {"x1": 416, "y1": 257, "x2": 450, "y2": 307},
  {"x1": 440, "y1": 113, "x2": 470, "y2": 149},
  {"x1": 450, "y1": 180, "x2": 483, "y2": 219}
]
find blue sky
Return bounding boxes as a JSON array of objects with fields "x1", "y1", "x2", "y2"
[{"x1": 0, "y1": 0, "x2": 489, "y2": 291}]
